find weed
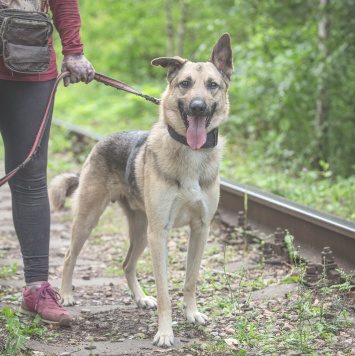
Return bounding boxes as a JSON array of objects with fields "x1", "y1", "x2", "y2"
[
  {"x1": 104, "y1": 264, "x2": 124, "y2": 277},
  {"x1": 331, "y1": 269, "x2": 355, "y2": 293},
  {"x1": 209, "y1": 234, "x2": 355, "y2": 355},
  {"x1": 0, "y1": 249, "x2": 8, "y2": 258},
  {"x1": 284, "y1": 231, "x2": 299, "y2": 265},
  {"x1": 1, "y1": 307, "x2": 45, "y2": 355},
  {"x1": 281, "y1": 244, "x2": 355, "y2": 354},
  {"x1": 214, "y1": 247, "x2": 262, "y2": 350},
  {"x1": 0, "y1": 262, "x2": 18, "y2": 279},
  {"x1": 241, "y1": 276, "x2": 274, "y2": 291},
  {"x1": 205, "y1": 338, "x2": 239, "y2": 354},
  {"x1": 281, "y1": 275, "x2": 299, "y2": 284}
]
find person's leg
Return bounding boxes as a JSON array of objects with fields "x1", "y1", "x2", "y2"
[
  {"x1": 0, "y1": 79, "x2": 54, "y2": 283},
  {"x1": 0, "y1": 79, "x2": 71, "y2": 325}
]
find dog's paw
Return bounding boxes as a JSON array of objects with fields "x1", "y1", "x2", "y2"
[
  {"x1": 136, "y1": 295, "x2": 157, "y2": 310},
  {"x1": 60, "y1": 294, "x2": 76, "y2": 307},
  {"x1": 185, "y1": 310, "x2": 208, "y2": 325},
  {"x1": 153, "y1": 329, "x2": 174, "y2": 348}
]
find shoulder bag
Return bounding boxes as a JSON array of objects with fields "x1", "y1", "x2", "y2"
[{"x1": 0, "y1": 9, "x2": 53, "y2": 73}]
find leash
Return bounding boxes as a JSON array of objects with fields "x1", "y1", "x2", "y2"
[
  {"x1": 0, "y1": 71, "x2": 160, "y2": 187},
  {"x1": 94, "y1": 72, "x2": 161, "y2": 105}
]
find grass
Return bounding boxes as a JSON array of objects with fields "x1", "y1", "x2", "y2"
[
  {"x1": 91, "y1": 204, "x2": 127, "y2": 237},
  {"x1": 0, "y1": 263, "x2": 18, "y2": 279},
  {"x1": 202, "y1": 242, "x2": 355, "y2": 355},
  {"x1": 220, "y1": 143, "x2": 355, "y2": 222}
]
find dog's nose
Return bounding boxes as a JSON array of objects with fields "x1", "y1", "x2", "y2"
[{"x1": 190, "y1": 99, "x2": 207, "y2": 115}]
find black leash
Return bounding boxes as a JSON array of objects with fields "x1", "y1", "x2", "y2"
[{"x1": 0, "y1": 71, "x2": 160, "y2": 187}]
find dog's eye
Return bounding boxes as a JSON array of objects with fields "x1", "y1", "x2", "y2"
[
  {"x1": 180, "y1": 81, "x2": 190, "y2": 88},
  {"x1": 209, "y1": 81, "x2": 219, "y2": 89}
]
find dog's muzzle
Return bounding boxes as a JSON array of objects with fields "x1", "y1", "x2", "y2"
[{"x1": 177, "y1": 100, "x2": 216, "y2": 150}]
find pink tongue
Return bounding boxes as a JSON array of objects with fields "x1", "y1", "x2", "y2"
[{"x1": 186, "y1": 116, "x2": 207, "y2": 150}]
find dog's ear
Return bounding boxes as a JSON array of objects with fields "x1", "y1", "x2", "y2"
[
  {"x1": 151, "y1": 56, "x2": 187, "y2": 80},
  {"x1": 209, "y1": 33, "x2": 234, "y2": 83}
]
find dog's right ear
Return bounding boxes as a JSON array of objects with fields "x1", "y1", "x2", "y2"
[{"x1": 151, "y1": 56, "x2": 187, "y2": 80}]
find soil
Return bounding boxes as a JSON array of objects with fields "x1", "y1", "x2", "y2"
[{"x1": 1, "y1": 160, "x2": 355, "y2": 355}]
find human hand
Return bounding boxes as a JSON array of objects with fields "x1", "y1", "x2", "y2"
[{"x1": 61, "y1": 53, "x2": 95, "y2": 87}]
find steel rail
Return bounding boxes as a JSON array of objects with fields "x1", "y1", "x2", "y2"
[
  {"x1": 53, "y1": 119, "x2": 355, "y2": 271},
  {"x1": 53, "y1": 119, "x2": 103, "y2": 141},
  {"x1": 219, "y1": 178, "x2": 355, "y2": 271}
]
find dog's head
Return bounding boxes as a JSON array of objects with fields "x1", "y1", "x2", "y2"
[{"x1": 152, "y1": 33, "x2": 233, "y2": 150}]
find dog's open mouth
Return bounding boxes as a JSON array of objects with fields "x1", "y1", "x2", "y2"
[
  {"x1": 186, "y1": 116, "x2": 208, "y2": 150},
  {"x1": 179, "y1": 102, "x2": 215, "y2": 150}
]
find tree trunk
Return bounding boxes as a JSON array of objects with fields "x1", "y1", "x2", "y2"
[
  {"x1": 165, "y1": 0, "x2": 174, "y2": 56},
  {"x1": 315, "y1": 0, "x2": 330, "y2": 164},
  {"x1": 177, "y1": 0, "x2": 187, "y2": 57}
]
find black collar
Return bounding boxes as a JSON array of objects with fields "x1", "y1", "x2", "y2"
[{"x1": 167, "y1": 125, "x2": 218, "y2": 149}]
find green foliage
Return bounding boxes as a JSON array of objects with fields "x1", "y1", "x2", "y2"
[
  {"x1": 1, "y1": 307, "x2": 44, "y2": 355},
  {"x1": 220, "y1": 143, "x2": 355, "y2": 220},
  {"x1": 0, "y1": 262, "x2": 18, "y2": 279}
]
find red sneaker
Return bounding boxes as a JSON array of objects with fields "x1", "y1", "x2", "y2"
[{"x1": 19, "y1": 282, "x2": 71, "y2": 326}]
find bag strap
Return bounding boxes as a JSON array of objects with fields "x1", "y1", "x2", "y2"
[{"x1": 42, "y1": 0, "x2": 48, "y2": 12}]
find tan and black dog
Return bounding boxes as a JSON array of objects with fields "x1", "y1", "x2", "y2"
[{"x1": 49, "y1": 33, "x2": 233, "y2": 348}]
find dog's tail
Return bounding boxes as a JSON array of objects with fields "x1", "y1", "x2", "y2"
[{"x1": 49, "y1": 173, "x2": 79, "y2": 210}]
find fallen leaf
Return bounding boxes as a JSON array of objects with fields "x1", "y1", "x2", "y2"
[{"x1": 224, "y1": 338, "x2": 239, "y2": 349}]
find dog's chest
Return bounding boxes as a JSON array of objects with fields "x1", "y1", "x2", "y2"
[
  {"x1": 172, "y1": 180, "x2": 212, "y2": 227},
  {"x1": 180, "y1": 179, "x2": 204, "y2": 201},
  {"x1": 162, "y1": 148, "x2": 218, "y2": 185}
]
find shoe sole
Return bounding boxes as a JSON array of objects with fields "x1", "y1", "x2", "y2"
[{"x1": 19, "y1": 306, "x2": 71, "y2": 326}]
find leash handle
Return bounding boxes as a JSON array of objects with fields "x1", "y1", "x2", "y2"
[{"x1": 0, "y1": 71, "x2": 160, "y2": 187}]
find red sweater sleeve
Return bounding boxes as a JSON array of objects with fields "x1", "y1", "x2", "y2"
[{"x1": 48, "y1": 0, "x2": 84, "y2": 55}]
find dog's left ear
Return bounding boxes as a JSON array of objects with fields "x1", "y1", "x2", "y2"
[
  {"x1": 209, "y1": 33, "x2": 234, "y2": 83},
  {"x1": 151, "y1": 56, "x2": 187, "y2": 80}
]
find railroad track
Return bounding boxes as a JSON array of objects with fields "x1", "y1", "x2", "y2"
[{"x1": 53, "y1": 119, "x2": 355, "y2": 278}]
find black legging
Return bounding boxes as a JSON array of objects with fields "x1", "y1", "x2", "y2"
[{"x1": 0, "y1": 78, "x2": 56, "y2": 284}]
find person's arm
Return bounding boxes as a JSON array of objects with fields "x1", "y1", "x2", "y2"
[
  {"x1": 49, "y1": 0, "x2": 95, "y2": 86},
  {"x1": 48, "y1": 0, "x2": 83, "y2": 55}
]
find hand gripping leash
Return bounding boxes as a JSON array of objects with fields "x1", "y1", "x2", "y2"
[{"x1": 0, "y1": 71, "x2": 160, "y2": 187}]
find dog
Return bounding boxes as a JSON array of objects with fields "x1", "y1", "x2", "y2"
[{"x1": 49, "y1": 33, "x2": 233, "y2": 348}]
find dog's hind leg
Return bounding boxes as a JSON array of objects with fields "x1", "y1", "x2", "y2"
[
  {"x1": 121, "y1": 203, "x2": 157, "y2": 310},
  {"x1": 60, "y1": 181, "x2": 110, "y2": 306},
  {"x1": 183, "y1": 223, "x2": 209, "y2": 326}
]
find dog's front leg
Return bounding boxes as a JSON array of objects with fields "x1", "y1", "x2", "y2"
[
  {"x1": 183, "y1": 224, "x2": 209, "y2": 325},
  {"x1": 148, "y1": 227, "x2": 174, "y2": 348}
]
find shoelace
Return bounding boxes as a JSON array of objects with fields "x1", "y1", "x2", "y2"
[{"x1": 35, "y1": 282, "x2": 62, "y2": 309}]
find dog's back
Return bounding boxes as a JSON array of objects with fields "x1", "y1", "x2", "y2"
[
  {"x1": 94, "y1": 130, "x2": 147, "y2": 187},
  {"x1": 50, "y1": 130, "x2": 148, "y2": 211}
]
